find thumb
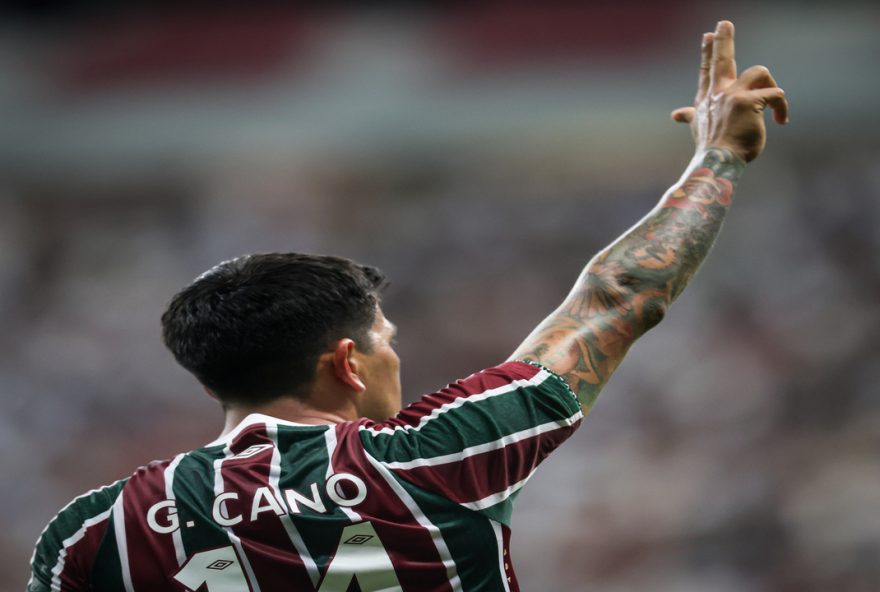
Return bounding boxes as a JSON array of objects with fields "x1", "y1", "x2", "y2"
[{"x1": 671, "y1": 107, "x2": 695, "y2": 123}]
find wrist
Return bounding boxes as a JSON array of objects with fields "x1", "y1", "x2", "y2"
[
  {"x1": 691, "y1": 147, "x2": 747, "y2": 181},
  {"x1": 701, "y1": 143, "x2": 751, "y2": 166},
  {"x1": 669, "y1": 147, "x2": 745, "y2": 210}
]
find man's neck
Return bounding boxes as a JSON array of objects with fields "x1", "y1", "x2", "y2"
[{"x1": 220, "y1": 397, "x2": 356, "y2": 437}]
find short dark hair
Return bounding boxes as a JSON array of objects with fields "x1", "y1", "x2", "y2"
[{"x1": 161, "y1": 253, "x2": 386, "y2": 404}]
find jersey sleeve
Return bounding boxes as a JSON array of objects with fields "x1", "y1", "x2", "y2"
[
  {"x1": 357, "y1": 361, "x2": 583, "y2": 524},
  {"x1": 28, "y1": 479, "x2": 126, "y2": 592}
]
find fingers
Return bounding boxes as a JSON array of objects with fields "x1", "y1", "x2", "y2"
[
  {"x1": 671, "y1": 107, "x2": 695, "y2": 123},
  {"x1": 736, "y1": 65, "x2": 778, "y2": 91},
  {"x1": 710, "y1": 20, "x2": 737, "y2": 89},
  {"x1": 697, "y1": 32, "x2": 714, "y2": 101},
  {"x1": 746, "y1": 87, "x2": 790, "y2": 124}
]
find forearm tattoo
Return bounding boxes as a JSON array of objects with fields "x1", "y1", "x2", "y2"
[{"x1": 521, "y1": 148, "x2": 745, "y2": 407}]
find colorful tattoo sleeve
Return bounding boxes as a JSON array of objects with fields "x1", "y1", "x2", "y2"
[{"x1": 513, "y1": 148, "x2": 746, "y2": 408}]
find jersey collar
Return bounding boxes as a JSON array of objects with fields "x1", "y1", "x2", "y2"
[{"x1": 206, "y1": 413, "x2": 328, "y2": 447}]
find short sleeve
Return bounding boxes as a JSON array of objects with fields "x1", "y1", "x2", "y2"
[
  {"x1": 28, "y1": 480, "x2": 126, "y2": 592},
  {"x1": 357, "y1": 361, "x2": 582, "y2": 523}
]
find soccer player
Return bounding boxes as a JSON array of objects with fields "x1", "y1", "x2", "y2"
[{"x1": 28, "y1": 20, "x2": 787, "y2": 592}]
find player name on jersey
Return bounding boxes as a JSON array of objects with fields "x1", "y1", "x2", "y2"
[{"x1": 148, "y1": 469, "x2": 369, "y2": 533}]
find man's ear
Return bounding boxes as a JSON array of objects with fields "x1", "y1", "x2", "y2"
[{"x1": 332, "y1": 338, "x2": 367, "y2": 393}]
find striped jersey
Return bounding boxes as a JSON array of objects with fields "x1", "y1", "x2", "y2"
[{"x1": 29, "y1": 361, "x2": 582, "y2": 592}]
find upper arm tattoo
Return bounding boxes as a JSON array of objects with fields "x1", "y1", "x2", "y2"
[{"x1": 516, "y1": 148, "x2": 745, "y2": 408}]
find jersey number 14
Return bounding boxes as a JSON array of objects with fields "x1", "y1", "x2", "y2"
[{"x1": 174, "y1": 522, "x2": 402, "y2": 591}]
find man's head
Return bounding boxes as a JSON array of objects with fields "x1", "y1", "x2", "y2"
[{"x1": 161, "y1": 253, "x2": 399, "y2": 419}]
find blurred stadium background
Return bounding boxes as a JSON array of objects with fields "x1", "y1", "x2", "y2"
[{"x1": 2, "y1": 1, "x2": 879, "y2": 590}]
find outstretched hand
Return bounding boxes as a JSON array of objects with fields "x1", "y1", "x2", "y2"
[{"x1": 671, "y1": 20, "x2": 788, "y2": 163}]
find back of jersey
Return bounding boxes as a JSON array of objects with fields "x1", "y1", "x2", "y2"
[{"x1": 29, "y1": 361, "x2": 582, "y2": 592}]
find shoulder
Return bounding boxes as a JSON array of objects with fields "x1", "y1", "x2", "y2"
[
  {"x1": 344, "y1": 362, "x2": 582, "y2": 522},
  {"x1": 29, "y1": 478, "x2": 128, "y2": 591},
  {"x1": 357, "y1": 361, "x2": 581, "y2": 455},
  {"x1": 390, "y1": 360, "x2": 578, "y2": 426}
]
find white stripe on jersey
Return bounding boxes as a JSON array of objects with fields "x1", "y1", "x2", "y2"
[
  {"x1": 111, "y1": 491, "x2": 135, "y2": 592},
  {"x1": 265, "y1": 421, "x2": 322, "y2": 587},
  {"x1": 379, "y1": 412, "x2": 583, "y2": 470},
  {"x1": 48, "y1": 509, "x2": 112, "y2": 592},
  {"x1": 164, "y1": 453, "x2": 187, "y2": 566},
  {"x1": 214, "y1": 442, "x2": 262, "y2": 592},
  {"x1": 459, "y1": 472, "x2": 535, "y2": 511},
  {"x1": 324, "y1": 425, "x2": 362, "y2": 522},
  {"x1": 361, "y1": 448, "x2": 464, "y2": 592},
  {"x1": 363, "y1": 370, "x2": 554, "y2": 436},
  {"x1": 490, "y1": 520, "x2": 512, "y2": 592}
]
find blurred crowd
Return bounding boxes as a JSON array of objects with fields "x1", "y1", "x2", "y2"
[{"x1": 1, "y1": 3, "x2": 878, "y2": 591}]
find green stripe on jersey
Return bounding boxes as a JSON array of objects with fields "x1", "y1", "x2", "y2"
[
  {"x1": 172, "y1": 447, "x2": 233, "y2": 554},
  {"x1": 274, "y1": 424, "x2": 348, "y2": 572},
  {"x1": 360, "y1": 377, "x2": 580, "y2": 464}
]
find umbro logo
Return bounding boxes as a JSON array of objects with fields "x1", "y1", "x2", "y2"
[
  {"x1": 232, "y1": 444, "x2": 274, "y2": 459},
  {"x1": 206, "y1": 560, "x2": 233, "y2": 570}
]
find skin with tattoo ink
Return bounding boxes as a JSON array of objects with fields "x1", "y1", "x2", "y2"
[{"x1": 509, "y1": 21, "x2": 787, "y2": 409}]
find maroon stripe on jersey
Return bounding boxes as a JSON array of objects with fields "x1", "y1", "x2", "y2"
[
  {"x1": 120, "y1": 459, "x2": 183, "y2": 588},
  {"x1": 390, "y1": 424, "x2": 577, "y2": 505},
  {"x1": 330, "y1": 422, "x2": 456, "y2": 592},
  {"x1": 55, "y1": 513, "x2": 111, "y2": 591},
  {"x1": 220, "y1": 424, "x2": 316, "y2": 591},
  {"x1": 366, "y1": 362, "x2": 543, "y2": 432}
]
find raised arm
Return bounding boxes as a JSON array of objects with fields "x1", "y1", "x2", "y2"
[{"x1": 509, "y1": 21, "x2": 788, "y2": 408}]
